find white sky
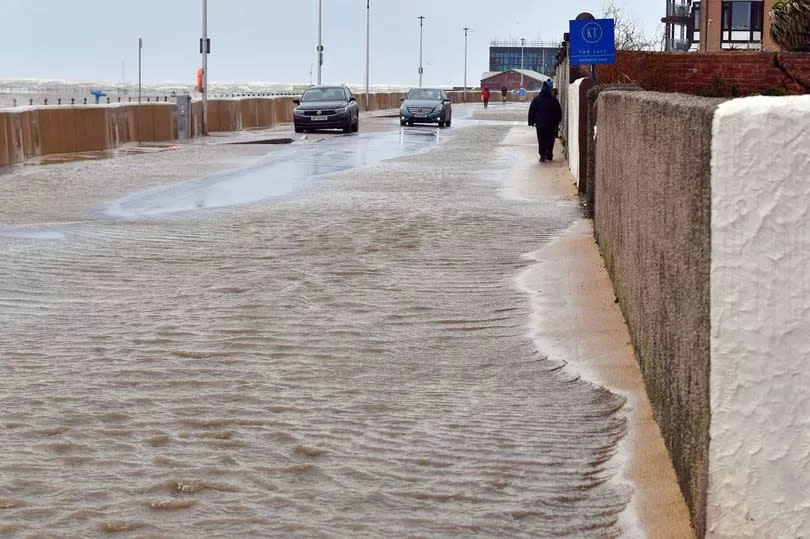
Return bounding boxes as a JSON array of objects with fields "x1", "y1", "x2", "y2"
[{"x1": 0, "y1": 0, "x2": 663, "y2": 86}]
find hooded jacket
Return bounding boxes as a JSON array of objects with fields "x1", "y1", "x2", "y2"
[{"x1": 528, "y1": 87, "x2": 562, "y2": 130}]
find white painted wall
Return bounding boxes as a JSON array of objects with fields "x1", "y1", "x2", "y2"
[
  {"x1": 710, "y1": 95, "x2": 810, "y2": 537},
  {"x1": 568, "y1": 78, "x2": 585, "y2": 185}
]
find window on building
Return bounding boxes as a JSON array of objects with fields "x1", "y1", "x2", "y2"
[
  {"x1": 721, "y1": 1, "x2": 764, "y2": 44},
  {"x1": 690, "y1": 2, "x2": 701, "y2": 44}
]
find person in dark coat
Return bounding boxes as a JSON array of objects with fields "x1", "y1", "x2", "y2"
[{"x1": 528, "y1": 81, "x2": 563, "y2": 162}]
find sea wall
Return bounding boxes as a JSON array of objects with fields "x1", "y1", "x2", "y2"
[
  {"x1": 1, "y1": 92, "x2": 410, "y2": 165},
  {"x1": 593, "y1": 91, "x2": 810, "y2": 537},
  {"x1": 0, "y1": 103, "x2": 176, "y2": 166}
]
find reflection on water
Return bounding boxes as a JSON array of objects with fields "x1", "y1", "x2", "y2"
[
  {"x1": 106, "y1": 132, "x2": 439, "y2": 218},
  {"x1": 0, "y1": 228, "x2": 68, "y2": 241},
  {"x1": 0, "y1": 122, "x2": 630, "y2": 537}
]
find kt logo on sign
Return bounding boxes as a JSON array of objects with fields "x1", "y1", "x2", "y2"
[{"x1": 582, "y1": 22, "x2": 603, "y2": 44}]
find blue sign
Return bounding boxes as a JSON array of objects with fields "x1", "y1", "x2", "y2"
[
  {"x1": 518, "y1": 88, "x2": 527, "y2": 97},
  {"x1": 569, "y1": 18, "x2": 616, "y2": 65}
]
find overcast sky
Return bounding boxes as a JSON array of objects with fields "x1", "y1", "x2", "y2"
[{"x1": 0, "y1": 0, "x2": 662, "y2": 87}]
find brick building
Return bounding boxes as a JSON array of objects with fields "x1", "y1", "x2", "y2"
[
  {"x1": 480, "y1": 69, "x2": 550, "y2": 91},
  {"x1": 663, "y1": 0, "x2": 781, "y2": 52}
]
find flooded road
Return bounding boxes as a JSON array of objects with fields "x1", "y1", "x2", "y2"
[
  {"x1": 106, "y1": 130, "x2": 441, "y2": 218},
  {"x1": 0, "y1": 107, "x2": 631, "y2": 537}
]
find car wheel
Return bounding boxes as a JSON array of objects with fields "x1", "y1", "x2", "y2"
[
  {"x1": 294, "y1": 125, "x2": 303, "y2": 133},
  {"x1": 400, "y1": 119, "x2": 406, "y2": 126},
  {"x1": 342, "y1": 121, "x2": 352, "y2": 134},
  {"x1": 352, "y1": 119, "x2": 359, "y2": 132},
  {"x1": 438, "y1": 119, "x2": 446, "y2": 128},
  {"x1": 446, "y1": 117, "x2": 451, "y2": 127}
]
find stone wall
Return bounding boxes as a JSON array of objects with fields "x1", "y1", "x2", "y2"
[
  {"x1": 594, "y1": 91, "x2": 720, "y2": 537},
  {"x1": 593, "y1": 91, "x2": 810, "y2": 537},
  {"x1": 583, "y1": 84, "x2": 643, "y2": 217}
]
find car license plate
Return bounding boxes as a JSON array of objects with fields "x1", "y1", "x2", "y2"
[
  {"x1": 415, "y1": 114, "x2": 428, "y2": 118},
  {"x1": 312, "y1": 116, "x2": 329, "y2": 121}
]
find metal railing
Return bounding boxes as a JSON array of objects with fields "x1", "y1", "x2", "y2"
[
  {"x1": 666, "y1": 38, "x2": 692, "y2": 51},
  {"x1": 667, "y1": 2, "x2": 691, "y2": 18}
]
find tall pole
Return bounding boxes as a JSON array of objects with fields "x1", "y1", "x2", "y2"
[
  {"x1": 520, "y1": 38, "x2": 525, "y2": 90},
  {"x1": 463, "y1": 27, "x2": 469, "y2": 101},
  {"x1": 418, "y1": 16, "x2": 425, "y2": 87},
  {"x1": 138, "y1": 37, "x2": 143, "y2": 145},
  {"x1": 365, "y1": 0, "x2": 370, "y2": 109},
  {"x1": 317, "y1": 0, "x2": 323, "y2": 85},
  {"x1": 202, "y1": 0, "x2": 208, "y2": 136}
]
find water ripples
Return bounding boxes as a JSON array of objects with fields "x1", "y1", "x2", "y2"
[{"x1": 0, "y1": 123, "x2": 630, "y2": 536}]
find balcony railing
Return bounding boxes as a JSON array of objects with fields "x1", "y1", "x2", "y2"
[
  {"x1": 666, "y1": 38, "x2": 692, "y2": 51},
  {"x1": 667, "y1": 2, "x2": 690, "y2": 18}
]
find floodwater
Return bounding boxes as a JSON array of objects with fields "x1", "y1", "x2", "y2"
[
  {"x1": 0, "y1": 108, "x2": 630, "y2": 537},
  {"x1": 106, "y1": 131, "x2": 440, "y2": 218}
]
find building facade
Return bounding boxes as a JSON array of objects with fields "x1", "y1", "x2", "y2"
[
  {"x1": 489, "y1": 40, "x2": 559, "y2": 77},
  {"x1": 480, "y1": 69, "x2": 550, "y2": 91},
  {"x1": 663, "y1": 0, "x2": 780, "y2": 52}
]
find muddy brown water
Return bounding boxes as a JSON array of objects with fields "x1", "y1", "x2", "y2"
[{"x1": 0, "y1": 111, "x2": 631, "y2": 537}]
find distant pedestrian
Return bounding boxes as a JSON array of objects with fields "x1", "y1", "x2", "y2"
[
  {"x1": 500, "y1": 85, "x2": 508, "y2": 104},
  {"x1": 482, "y1": 86, "x2": 491, "y2": 108},
  {"x1": 528, "y1": 81, "x2": 562, "y2": 162}
]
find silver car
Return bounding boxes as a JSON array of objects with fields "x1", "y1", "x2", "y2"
[{"x1": 399, "y1": 88, "x2": 452, "y2": 128}]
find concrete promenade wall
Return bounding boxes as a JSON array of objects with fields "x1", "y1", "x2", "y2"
[
  {"x1": 709, "y1": 95, "x2": 810, "y2": 537},
  {"x1": 197, "y1": 93, "x2": 406, "y2": 133},
  {"x1": 595, "y1": 91, "x2": 719, "y2": 537},
  {"x1": 0, "y1": 103, "x2": 176, "y2": 166},
  {"x1": 594, "y1": 91, "x2": 810, "y2": 537},
  {"x1": 1, "y1": 92, "x2": 410, "y2": 165}
]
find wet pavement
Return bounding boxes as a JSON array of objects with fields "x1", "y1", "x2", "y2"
[
  {"x1": 1, "y1": 104, "x2": 637, "y2": 537},
  {"x1": 106, "y1": 130, "x2": 442, "y2": 218}
]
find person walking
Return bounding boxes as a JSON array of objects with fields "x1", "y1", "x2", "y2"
[
  {"x1": 528, "y1": 81, "x2": 562, "y2": 162},
  {"x1": 500, "y1": 85, "x2": 508, "y2": 104},
  {"x1": 481, "y1": 86, "x2": 491, "y2": 108}
]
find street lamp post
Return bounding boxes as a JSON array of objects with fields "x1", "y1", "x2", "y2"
[
  {"x1": 520, "y1": 38, "x2": 525, "y2": 90},
  {"x1": 365, "y1": 0, "x2": 370, "y2": 109},
  {"x1": 138, "y1": 37, "x2": 143, "y2": 145},
  {"x1": 418, "y1": 16, "x2": 425, "y2": 87},
  {"x1": 201, "y1": 0, "x2": 208, "y2": 136},
  {"x1": 463, "y1": 27, "x2": 470, "y2": 102},
  {"x1": 317, "y1": 0, "x2": 323, "y2": 85}
]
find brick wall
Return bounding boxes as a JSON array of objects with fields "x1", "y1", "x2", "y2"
[{"x1": 597, "y1": 51, "x2": 810, "y2": 96}]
